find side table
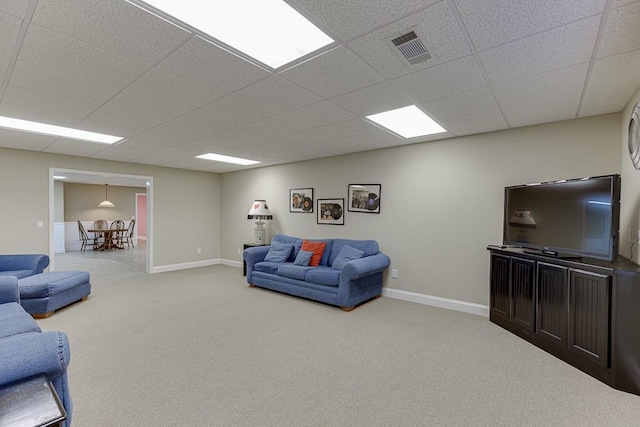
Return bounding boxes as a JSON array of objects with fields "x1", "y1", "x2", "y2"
[
  {"x1": 0, "y1": 374, "x2": 66, "y2": 427},
  {"x1": 243, "y1": 243, "x2": 269, "y2": 276}
]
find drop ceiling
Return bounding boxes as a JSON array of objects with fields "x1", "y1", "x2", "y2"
[{"x1": 0, "y1": 0, "x2": 639, "y2": 173}]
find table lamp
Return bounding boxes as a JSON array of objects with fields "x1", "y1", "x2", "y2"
[{"x1": 247, "y1": 200, "x2": 273, "y2": 244}]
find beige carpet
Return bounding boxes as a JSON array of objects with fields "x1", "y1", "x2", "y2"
[{"x1": 40, "y1": 255, "x2": 640, "y2": 426}]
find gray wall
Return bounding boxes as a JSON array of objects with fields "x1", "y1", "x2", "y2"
[
  {"x1": 620, "y1": 91, "x2": 640, "y2": 263},
  {"x1": 0, "y1": 147, "x2": 221, "y2": 267},
  {"x1": 220, "y1": 114, "x2": 622, "y2": 306}
]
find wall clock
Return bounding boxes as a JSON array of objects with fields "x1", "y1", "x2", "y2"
[{"x1": 629, "y1": 101, "x2": 640, "y2": 170}]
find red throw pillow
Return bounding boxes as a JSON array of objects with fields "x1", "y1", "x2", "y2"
[{"x1": 301, "y1": 240, "x2": 327, "y2": 267}]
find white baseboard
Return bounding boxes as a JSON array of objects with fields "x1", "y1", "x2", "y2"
[
  {"x1": 151, "y1": 259, "x2": 220, "y2": 273},
  {"x1": 219, "y1": 259, "x2": 242, "y2": 268},
  {"x1": 382, "y1": 287, "x2": 488, "y2": 317}
]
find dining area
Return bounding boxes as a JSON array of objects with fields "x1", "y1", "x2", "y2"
[{"x1": 77, "y1": 219, "x2": 135, "y2": 252}]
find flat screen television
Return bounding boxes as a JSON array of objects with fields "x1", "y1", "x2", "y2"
[{"x1": 503, "y1": 174, "x2": 621, "y2": 261}]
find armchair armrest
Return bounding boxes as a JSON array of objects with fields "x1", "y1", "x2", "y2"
[
  {"x1": 0, "y1": 254, "x2": 50, "y2": 275},
  {"x1": 340, "y1": 253, "x2": 391, "y2": 281},
  {"x1": 0, "y1": 331, "x2": 71, "y2": 387},
  {"x1": 0, "y1": 276, "x2": 19, "y2": 304}
]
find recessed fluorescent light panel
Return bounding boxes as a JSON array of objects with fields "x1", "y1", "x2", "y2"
[
  {"x1": 366, "y1": 105, "x2": 446, "y2": 139},
  {"x1": 134, "y1": 0, "x2": 334, "y2": 69},
  {"x1": 0, "y1": 116, "x2": 122, "y2": 144},
  {"x1": 196, "y1": 153, "x2": 260, "y2": 166}
]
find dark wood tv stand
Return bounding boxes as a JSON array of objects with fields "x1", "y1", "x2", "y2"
[{"x1": 488, "y1": 245, "x2": 640, "y2": 396}]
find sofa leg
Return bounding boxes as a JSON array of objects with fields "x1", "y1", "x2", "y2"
[
  {"x1": 249, "y1": 284, "x2": 256, "y2": 288},
  {"x1": 341, "y1": 306, "x2": 355, "y2": 312},
  {"x1": 33, "y1": 311, "x2": 54, "y2": 319}
]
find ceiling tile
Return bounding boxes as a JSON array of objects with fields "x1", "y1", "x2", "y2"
[
  {"x1": 89, "y1": 145, "x2": 157, "y2": 162},
  {"x1": 0, "y1": 128, "x2": 56, "y2": 151},
  {"x1": 294, "y1": 0, "x2": 432, "y2": 40},
  {"x1": 75, "y1": 119, "x2": 141, "y2": 140},
  {"x1": 0, "y1": 54, "x2": 9, "y2": 82},
  {"x1": 43, "y1": 138, "x2": 111, "y2": 157},
  {"x1": 493, "y1": 64, "x2": 589, "y2": 106},
  {"x1": 18, "y1": 24, "x2": 146, "y2": 88},
  {"x1": 3, "y1": 85, "x2": 97, "y2": 118},
  {"x1": 330, "y1": 81, "x2": 414, "y2": 116},
  {"x1": 502, "y1": 93, "x2": 581, "y2": 127},
  {"x1": 125, "y1": 68, "x2": 221, "y2": 111},
  {"x1": 393, "y1": 56, "x2": 487, "y2": 102},
  {"x1": 281, "y1": 46, "x2": 384, "y2": 98},
  {"x1": 280, "y1": 101, "x2": 356, "y2": 129},
  {"x1": 0, "y1": 102, "x2": 83, "y2": 127},
  {"x1": 131, "y1": 148, "x2": 194, "y2": 165},
  {"x1": 9, "y1": 60, "x2": 117, "y2": 106},
  {"x1": 86, "y1": 92, "x2": 187, "y2": 132},
  {"x1": 421, "y1": 88, "x2": 499, "y2": 119},
  {"x1": 0, "y1": 11, "x2": 21, "y2": 57},
  {"x1": 581, "y1": 81, "x2": 639, "y2": 110},
  {"x1": 0, "y1": 1, "x2": 28, "y2": 17},
  {"x1": 437, "y1": 105, "x2": 507, "y2": 133},
  {"x1": 31, "y1": 0, "x2": 189, "y2": 65},
  {"x1": 479, "y1": 16, "x2": 600, "y2": 84},
  {"x1": 232, "y1": 76, "x2": 321, "y2": 115},
  {"x1": 156, "y1": 36, "x2": 270, "y2": 94},
  {"x1": 455, "y1": 0, "x2": 606, "y2": 51},
  {"x1": 349, "y1": 2, "x2": 470, "y2": 78},
  {"x1": 597, "y1": 2, "x2": 640, "y2": 58},
  {"x1": 579, "y1": 102, "x2": 629, "y2": 118},
  {"x1": 589, "y1": 50, "x2": 640, "y2": 87}
]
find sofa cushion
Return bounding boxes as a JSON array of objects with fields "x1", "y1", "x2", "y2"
[
  {"x1": 253, "y1": 262, "x2": 282, "y2": 275},
  {"x1": 332, "y1": 245, "x2": 364, "y2": 270},
  {"x1": 271, "y1": 234, "x2": 303, "y2": 261},
  {"x1": 0, "y1": 302, "x2": 41, "y2": 338},
  {"x1": 329, "y1": 239, "x2": 379, "y2": 266},
  {"x1": 18, "y1": 271, "x2": 90, "y2": 298},
  {"x1": 278, "y1": 264, "x2": 313, "y2": 280},
  {"x1": 264, "y1": 241, "x2": 294, "y2": 263},
  {"x1": 0, "y1": 270, "x2": 33, "y2": 279},
  {"x1": 305, "y1": 267, "x2": 340, "y2": 287},
  {"x1": 294, "y1": 250, "x2": 313, "y2": 266},
  {"x1": 301, "y1": 240, "x2": 328, "y2": 267}
]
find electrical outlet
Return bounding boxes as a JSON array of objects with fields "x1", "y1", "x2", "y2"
[
  {"x1": 197, "y1": 248, "x2": 201, "y2": 254},
  {"x1": 36, "y1": 221, "x2": 44, "y2": 229},
  {"x1": 237, "y1": 248, "x2": 242, "y2": 255},
  {"x1": 392, "y1": 269, "x2": 398, "y2": 279}
]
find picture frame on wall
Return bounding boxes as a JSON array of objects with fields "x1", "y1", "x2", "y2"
[
  {"x1": 317, "y1": 198, "x2": 345, "y2": 225},
  {"x1": 348, "y1": 184, "x2": 381, "y2": 214},
  {"x1": 290, "y1": 188, "x2": 313, "y2": 213}
]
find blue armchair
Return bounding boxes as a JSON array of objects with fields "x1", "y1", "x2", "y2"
[
  {"x1": 0, "y1": 254, "x2": 50, "y2": 279},
  {"x1": 0, "y1": 276, "x2": 72, "y2": 426}
]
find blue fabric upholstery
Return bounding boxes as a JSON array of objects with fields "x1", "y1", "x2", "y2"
[
  {"x1": 0, "y1": 283, "x2": 73, "y2": 426},
  {"x1": 293, "y1": 250, "x2": 313, "y2": 266},
  {"x1": 332, "y1": 245, "x2": 364, "y2": 270},
  {"x1": 244, "y1": 236, "x2": 390, "y2": 310},
  {"x1": 18, "y1": 271, "x2": 91, "y2": 317},
  {"x1": 0, "y1": 254, "x2": 50, "y2": 278},
  {"x1": 264, "y1": 241, "x2": 294, "y2": 263}
]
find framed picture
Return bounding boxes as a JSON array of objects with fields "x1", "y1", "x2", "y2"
[
  {"x1": 317, "y1": 198, "x2": 345, "y2": 225},
  {"x1": 290, "y1": 188, "x2": 313, "y2": 213},
  {"x1": 348, "y1": 184, "x2": 381, "y2": 214}
]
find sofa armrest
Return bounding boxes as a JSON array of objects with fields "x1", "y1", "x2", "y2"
[
  {"x1": 0, "y1": 276, "x2": 19, "y2": 304},
  {"x1": 243, "y1": 246, "x2": 270, "y2": 281},
  {"x1": 340, "y1": 253, "x2": 391, "y2": 281},
  {"x1": 0, "y1": 331, "x2": 71, "y2": 387},
  {"x1": 0, "y1": 254, "x2": 50, "y2": 275}
]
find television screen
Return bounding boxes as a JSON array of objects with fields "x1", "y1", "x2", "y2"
[{"x1": 503, "y1": 175, "x2": 620, "y2": 261}]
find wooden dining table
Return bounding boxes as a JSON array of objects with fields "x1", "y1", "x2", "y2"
[{"x1": 87, "y1": 228, "x2": 127, "y2": 251}]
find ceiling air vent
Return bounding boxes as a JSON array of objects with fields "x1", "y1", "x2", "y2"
[{"x1": 385, "y1": 28, "x2": 432, "y2": 66}]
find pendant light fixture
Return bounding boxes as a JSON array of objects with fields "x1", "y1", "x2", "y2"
[{"x1": 98, "y1": 184, "x2": 115, "y2": 208}]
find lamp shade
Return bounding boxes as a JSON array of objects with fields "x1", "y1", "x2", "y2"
[
  {"x1": 247, "y1": 200, "x2": 273, "y2": 220},
  {"x1": 509, "y1": 210, "x2": 536, "y2": 228},
  {"x1": 98, "y1": 184, "x2": 115, "y2": 208}
]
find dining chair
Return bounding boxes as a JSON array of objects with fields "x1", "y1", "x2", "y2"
[
  {"x1": 122, "y1": 219, "x2": 136, "y2": 248},
  {"x1": 77, "y1": 221, "x2": 89, "y2": 252},
  {"x1": 93, "y1": 219, "x2": 108, "y2": 248},
  {"x1": 110, "y1": 220, "x2": 126, "y2": 249}
]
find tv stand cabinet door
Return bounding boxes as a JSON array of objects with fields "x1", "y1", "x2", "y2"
[
  {"x1": 489, "y1": 254, "x2": 510, "y2": 321},
  {"x1": 510, "y1": 257, "x2": 535, "y2": 331},
  {"x1": 536, "y1": 262, "x2": 569, "y2": 348},
  {"x1": 568, "y1": 269, "x2": 610, "y2": 368}
]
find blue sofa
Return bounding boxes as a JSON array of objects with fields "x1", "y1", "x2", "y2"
[
  {"x1": 0, "y1": 276, "x2": 72, "y2": 426},
  {"x1": 244, "y1": 234, "x2": 390, "y2": 311},
  {"x1": 0, "y1": 254, "x2": 50, "y2": 278}
]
